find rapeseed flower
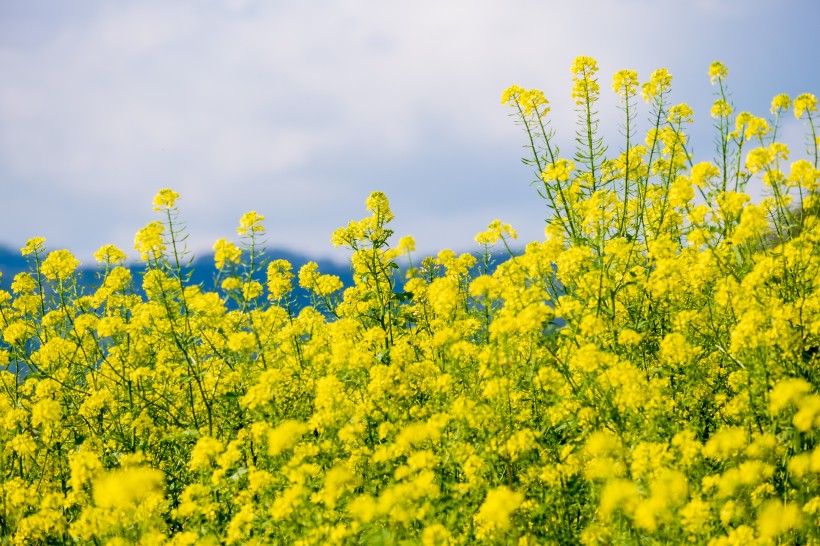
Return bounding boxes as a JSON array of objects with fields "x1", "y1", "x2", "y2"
[
  {"x1": 709, "y1": 61, "x2": 728, "y2": 85},
  {"x1": 152, "y1": 188, "x2": 179, "y2": 211},
  {"x1": 473, "y1": 486, "x2": 524, "y2": 538}
]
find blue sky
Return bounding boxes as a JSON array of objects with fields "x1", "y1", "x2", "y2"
[{"x1": 1, "y1": 0, "x2": 818, "y2": 263}]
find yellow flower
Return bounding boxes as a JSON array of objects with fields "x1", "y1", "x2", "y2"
[
  {"x1": 515, "y1": 88, "x2": 550, "y2": 117},
  {"x1": 213, "y1": 238, "x2": 241, "y2": 269},
  {"x1": 474, "y1": 486, "x2": 524, "y2": 538},
  {"x1": 709, "y1": 61, "x2": 728, "y2": 85},
  {"x1": 225, "y1": 505, "x2": 255, "y2": 544},
  {"x1": 788, "y1": 159, "x2": 819, "y2": 191},
  {"x1": 501, "y1": 84, "x2": 525, "y2": 106},
  {"x1": 397, "y1": 235, "x2": 416, "y2": 253},
  {"x1": 612, "y1": 69, "x2": 638, "y2": 99},
  {"x1": 474, "y1": 219, "x2": 517, "y2": 246},
  {"x1": 237, "y1": 211, "x2": 265, "y2": 236},
  {"x1": 92, "y1": 466, "x2": 164, "y2": 509},
  {"x1": 421, "y1": 523, "x2": 451, "y2": 546},
  {"x1": 793, "y1": 394, "x2": 820, "y2": 432},
  {"x1": 711, "y1": 99, "x2": 733, "y2": 118},
  {"x1": 703, "y1": 427, "x2": 747, "y2": 461},
  {"x1": 757, "y1": 501, "x2": 802, "y2": 540},
  {"x1": 680, "y1": 497, "x2": 712, "y2": 534},
  {"x1": 268, "y1": 420, "x2": 309, "y2": 456},
  {"x1": 93, "y1": 244, "x2": 127, "y2": 265},
  {"x1": 298, "y1": 261, "x2": 343, "y2": 296},
  {"x1": 41, "y1": 249, "x2": 80, "y2": 282},
  {"x1": 152, "y1": 188, "x2": 180, "y2": 211},
  {"x1": 599, "y1": 479, "x2": 639, "y2": 519},
  {"x1": 617, "y1": 328, "x2": 643, "y2": 346},
  {"x1": 668, "y1": 103, "x2": 695, "y2": 124},
  {"x1": 134, "y1": 221, "x2": 166, "y2": 260},
  {"x1": 31, "y1": 399, "x2": 61, "y2": 427},
  {"x1": 21, "y1": 237, "x2": 46, "y2": 256},
  {"x1": 771, "y1": 93, "x2": 791, "y2": 114},
  {"x1": 794, "y1": 93, "x2": 817, "y2": 119},
  {"x1": 69, "y1": 451, "x2": 102, "y2": 491},
  {"x1": 189, "y1": 436, "x2": 224, "y2": 471},
  {"x1": 542, "y1": 158, "x2": 574, "y2": 183},
  {"x1": 267, "y1": 259, "x2": 294, "y2": 300},
  {"x1": 365, "y1": 191, "x2": 395, "y2": 223},
  {"x1": 641, "y1": 68, "x2": 672, "y2": 103},
  {"x1": 690, "y1": 162, "x2": 720, "y2": 188},
  {"x1": 570, "y1": 56, "x2": 600, "y2": 106}
]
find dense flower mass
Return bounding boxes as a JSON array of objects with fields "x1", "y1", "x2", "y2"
[{"x1": 1, "y1": 57, "x2": 819, "y2": 544}]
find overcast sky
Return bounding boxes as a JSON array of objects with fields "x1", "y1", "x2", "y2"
[{"x1": 1, "y1": 0, "x2": 818, "y2": 263}]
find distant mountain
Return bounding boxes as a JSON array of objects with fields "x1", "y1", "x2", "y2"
[
  {"x1": 0, "y1": 245, "x2": 522, "y2": 304},
  {"x1": 0, "y1": 245, "x2": 354, "y2": 304}
]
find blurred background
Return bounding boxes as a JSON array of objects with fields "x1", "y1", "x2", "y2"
[{"x1": 1, "y1": 0, "x2": 818, "y2": 265}]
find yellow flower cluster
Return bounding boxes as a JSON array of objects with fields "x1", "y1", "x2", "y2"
[{"x1": 1, "y1": 57, "x2": 819, "y2": 544}]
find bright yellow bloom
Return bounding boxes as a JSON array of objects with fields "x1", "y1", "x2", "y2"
[
  {"x1": 788, "y1": 159, "x2": 819, "y2": 191},
  {"x1": 41, "y1": 249, "x2": 80, "y2": 281},
  {"x1": 92, "y1": 466, "x2": 164, "y2": 509},
  {"x1": 709, "y1": 61, "x2": 728, "y2": 85},
  {"x1": 690, "y1": 162, "x2": 720, "y2": 188},
  {"x1": 397, "y1": 235, "x2": 415, "y2": 253},
  {"x1": 793, "y1": 394, "x2": 820, "y2": 432},
  {"x1": 212, "y1": 238, "x2": 241, "y2": 269},
  {"x1": 612, "y1": 69, "x2": 639, "y2": 99},
  {"x1": 794, "y1": 93, "x2": 817, "y2": 119},
  {"x1": 237, "y1": 211, "x2": 265, "y2": 235},
  {"x1": 421, "y1": 523, "x2": 451, "y2": 546},
  {"x1": 641, "y1": 68, "x2": 672, "y2": 103},
  {"x1": 703, "y1": 427, "x2": 747, "y2": 460},
  {"x1": 757, "y1": 501, "x2": 802, "y2": 540},
  {"x1": 474, "y1": 219, "x2": 517, "y2": 246},
  {"x1": 69, "y1": 451, "x2": 102, "y2": 492},
  {"x1": 266, "y1": 259, "x2": 294, "y2": 300},
  {"x1": 599, "y1": 479, "x2": 639, "y2": 518},
  {"x1": 668, "y1": 103, "x2": 694, "y2": 124},
  {"x1": 771, "y1": 93, "x2": 791, "y2": 114},
  {"x1": 93, "y1": 244, "x2": 127, "y2": 265},
  {"x1": 365, "y1": 191, "x2": 395, "y2": 223},
  {"x1": 711, "y1": 99, "x2": 733, "y2": 118},
  {"x1": 570, "y1": 56, "x2": 600, "y2": 106},
  {"x1": 152, "y1": 188, "x2": 180, "y2": 211},
  {"x1": 31, "y1": 399, "x2": 61, "y2": 427},
  {"x1": 542, "y1": 158, "x2": 575, "y2": 183},
  {"x1": 189, "y1": 436, "x2": 224, "y2": 471},
  {"x1": 21, "y1": 237, "x2": 46, "y2": 256},
  {"x1": 527, "y1": 89, "x2": 550, "y2": 117},
  {"x1": 134, "y1": 221, "x2": 166, "y2": 260},
  {"x1": 473, "y1": 486, "x2": 524, "y2": 538},
  {"x1": 268, "y1": 420, "x2": 309, "y2": 456}
]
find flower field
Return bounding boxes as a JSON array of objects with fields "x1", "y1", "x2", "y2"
[{"x1": 1, "y1": 57, "x2": 819, "y2": 544}]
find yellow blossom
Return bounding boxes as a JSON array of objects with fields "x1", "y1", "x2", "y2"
[
  {"x1": 41, "y1": 249, "x2": 80, "y2": 281},
  {"x1": 794, "y1": 93, "x2": 817, "y2": 119},
  {"x1": 642, "y1": 68, "x2": 672, "y2": 103},
  {"x1": 474, "y1": 486, "x2": 524, "y2": 538},
  {"x1": 92, "y1": 467, "x2": 164, "y2": 509},
  {"x1": 771, "y1": 93, "x2": 791, "y2": 114},
  {"x1": 153, "y1": 188, "x2": 180, "y2": 210},
  {"x1": 612, "y1": 69, "x2": 639, "y2": 99},
  {"x1": 709, "y1": 61, "x2": 728, "y2": 85},
  {"x1": 237, "y1": 211, "x2": 265, "y2": 235}
]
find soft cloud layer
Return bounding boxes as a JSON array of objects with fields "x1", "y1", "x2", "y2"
[{"x1": 1, "y1": 0, "x2": 818, "y2": 262}]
